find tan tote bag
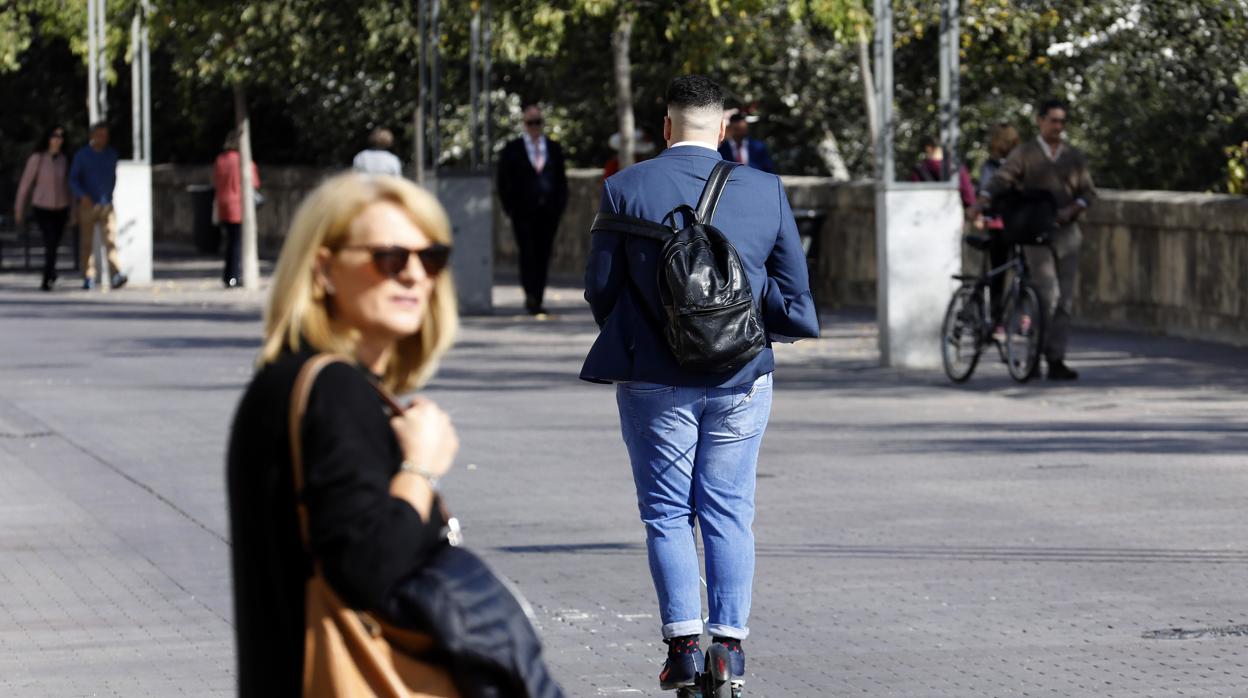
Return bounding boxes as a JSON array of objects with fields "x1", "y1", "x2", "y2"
[{"x1": 290, "y1": 354, "x2": 460, "y2": 698}]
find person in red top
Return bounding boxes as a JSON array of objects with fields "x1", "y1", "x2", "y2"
[
  {"x1": 602, "y1": 129, "x2": 657, "y2": 180},
  {"x1": 212, "y1": 130, "x2": 261, "y2": 288},
  {"x1": 909, "y1": 136, "x2": 977, "y2": 214}
]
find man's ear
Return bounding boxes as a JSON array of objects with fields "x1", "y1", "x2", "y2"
[
  {"x1": 663, "y1": 115, "x2": 673, "y2": 145},
  {"x1": 717, "y1": 117, "x2": 727, "y2": 146}
]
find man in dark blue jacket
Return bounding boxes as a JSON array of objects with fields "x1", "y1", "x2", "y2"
[
  {"x1": 717, "y1": 112, "x2": 776, "y2": 173},
  {"x1": 582, "y1": 75, "x2": 818, "y2": 692},
  {"x1": 70, "y1": 122, "x2": 126, "y2": 289}
]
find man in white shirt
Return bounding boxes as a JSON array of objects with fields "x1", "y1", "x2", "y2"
[
  {"x1": 352, "y1": 128, "x2": 403, "y2": 177},
  {"x1": 497, "y1": 103, "x2": 569, "y2": 315}
]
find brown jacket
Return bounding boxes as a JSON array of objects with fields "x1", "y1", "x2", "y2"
[{"x1": 986, "y1": 138, "x2": 1097, "y2": 210}]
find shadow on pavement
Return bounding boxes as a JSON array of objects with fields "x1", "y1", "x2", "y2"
[{"x1": 494, "y1": 541, "x2": 1248, "y2": 564}]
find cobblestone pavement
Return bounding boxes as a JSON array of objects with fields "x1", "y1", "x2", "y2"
[{"x1": 1, "y1": 258, "x2": 1246, "y2": 697}]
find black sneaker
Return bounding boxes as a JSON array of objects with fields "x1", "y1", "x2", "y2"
[
  {"x1": 82, "y1": 277, "x2": 95, "y2": 290},
  {"x1": 711, "y1": 637, "x2": 746, "y2": 684},
  {"x1": 111, "y1": 272, "x2": 128, "y2": 289},
  {"x1": 659, "y1": 635, "x2": 702, "y2": 690},
  {"x1": 1047, "y1": 360, "x2": 1079, "y2": 380}
]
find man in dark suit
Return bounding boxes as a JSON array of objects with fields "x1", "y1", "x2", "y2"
[
  {"x1": 583, "y1": 75, "x2": 818, "y2": 692},
  {"x1": 497, "y1": 103, "x2": 568, "y2": 315},
  {"x1": 717, "y1": 112, "x2": 776, "y2": 173}
]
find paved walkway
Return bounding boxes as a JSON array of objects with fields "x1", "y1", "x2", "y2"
[{"x1": 1, "y1": 257, "x2": 1246, "y2": 696}]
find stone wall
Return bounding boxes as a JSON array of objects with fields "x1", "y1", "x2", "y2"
[
  {"x1": 152, "y1": 164, "x2": 331, "y2": 255},
  {"x1": 1077, "y1": 190, "x2": 1248, "y2": 345},
  {"x1": 151, "y1": 165, "x2": 1248, "y2": 345}
]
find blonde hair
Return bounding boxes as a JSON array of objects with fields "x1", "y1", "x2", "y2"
[
  {"x1": 260, "y1": 172, "x2": 458, "y2": 393},
  {"x1": 989, "y1": 123, "x2": 1021, "y2": 160}
]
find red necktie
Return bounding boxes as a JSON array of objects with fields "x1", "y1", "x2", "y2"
[{"x1": 736, "y1": 141, "x2": 746, "y2": 164}]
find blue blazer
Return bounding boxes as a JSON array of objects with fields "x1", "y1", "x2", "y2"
[
  {"x1": 581, "y1": 144, "x2": 819, "y2": 387},
  {"x1": 718, "y1": 138, "x2": 776, "y2": 174}
]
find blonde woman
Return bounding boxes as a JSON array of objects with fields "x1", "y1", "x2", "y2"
[
  {"x1": 227, "y1": 173, "x2": 459, "y2": 695},
  {"x1": 978, "y1": 122, "x2": 1021, "y2": 198},
  {"x1": 978, "y1": 123, "x2": 1023, "y2": 330}
]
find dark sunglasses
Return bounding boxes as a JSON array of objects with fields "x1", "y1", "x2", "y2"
[
  {"x1": 338, "y1": 244, "x2": 452, "y2": 278},
  {"x1": 524, "y1": 118, "x2": 543, "y2": 126}
]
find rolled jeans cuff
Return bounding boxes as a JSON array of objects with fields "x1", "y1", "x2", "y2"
[
  {"x1": 662, "y1": 619, "x2": 704, "y2": 639},
  {"x1": 706, "y1": 623, "x2": 749, "y2": 640}
]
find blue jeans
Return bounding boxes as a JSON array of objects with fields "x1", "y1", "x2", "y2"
[{"x1": 615, "y1": 372, "x2": 773, "y2": 640}]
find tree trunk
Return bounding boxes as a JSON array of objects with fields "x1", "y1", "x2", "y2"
[
  {"x1": 612, "y1": 7, "x2": 635, "y2": 169},
  {"x1": 818, "y1": 130, "x2": 851, "y2": 181},
  {"x1": 857, "y1": 25, "x2": 878, "y2": 151},
  {"x1": 233, "y1": 84, "x2": 260, "y2": 289}
]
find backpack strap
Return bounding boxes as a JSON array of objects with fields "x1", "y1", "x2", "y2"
[
  {"x1": 694, "y1": 160, "x2": 739, "y2": 225},
  {"x1": 590, "y1": 210, "x2": 673, "y2": 242}
]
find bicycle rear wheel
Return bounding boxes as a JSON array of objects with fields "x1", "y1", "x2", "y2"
[
  {"x1": 941, "y1": 286, "x2": 984, "y2": 383},
  {"x1": 1003, "y1": 282, "x2": 1045, "y2": 382}
]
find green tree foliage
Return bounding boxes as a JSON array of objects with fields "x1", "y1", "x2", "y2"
[{"x1": 2, "y1": 0, "x2": 1246, "y2": 192}]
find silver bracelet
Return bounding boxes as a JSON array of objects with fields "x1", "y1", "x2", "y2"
[{"x1": 399, "y1": 460, "x2": 439, "y2": 487}]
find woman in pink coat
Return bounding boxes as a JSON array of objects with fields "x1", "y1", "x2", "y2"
[{"x1": 15, "y1": 125, "x2": 73, "y2": 290}]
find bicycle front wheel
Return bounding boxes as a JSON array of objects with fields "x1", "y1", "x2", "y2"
[
  {"x1": 941, "y1": 286, "x2": 984, "y2": 383},
  {"x1": 1004, "y1": 282, "x2": 1045, "y2": 382}
]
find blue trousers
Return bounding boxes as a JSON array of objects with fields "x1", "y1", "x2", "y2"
[{"x1": 615, "y1": 372, "x2": 773, "y2": 640}]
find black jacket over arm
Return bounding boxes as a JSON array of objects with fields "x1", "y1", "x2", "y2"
[
  {"x1": 496, "y1": 136, "x2": 568, "y2": 219},
  {"x1": 227, "y1": 349, "x2": 445, "y2": 697}
]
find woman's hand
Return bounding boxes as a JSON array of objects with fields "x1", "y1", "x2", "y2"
[
  {"x1": 390, "y1": 396, "x2": 458, "y2": 480},
  {"x1": 388, "y1": 397, "x2": 457, "y2": 520}
]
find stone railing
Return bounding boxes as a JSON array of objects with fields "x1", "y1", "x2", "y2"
[
  {"x1": 152, "y1": 165, "x2": 1248, "y2": 346},
  {"x1": 1077, "y1": 190, "x2": 1248, "y2": 344},
  {"x1": 152, "y1": 164, "x2": 332, "y2": 255}
]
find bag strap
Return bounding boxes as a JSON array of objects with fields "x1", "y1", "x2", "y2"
[
  {"x1": 591, "y1": 161, "x2": 740, "y2": 240},
  {"x1": 694, "y1": 160, "x2": 739, "y2": 225},
  {"x1": 590, "y1": 210, "x2": 673, "y2": 241},
  {"x1": 288, "y1": 353, "x2": 349, "y2": 551},
  {"x1": 289, "y1": 353, "x2": 453, "y2": 554},
  {"x1": 661, "y1": 204, "x2": 699, "y2": 231}
]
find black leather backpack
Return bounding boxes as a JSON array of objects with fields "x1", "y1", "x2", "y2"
[
  {"x1": 591, "y1": 160, "x2": 766, "y2": 373},
  {"x1": 995, "y1": 188, "x2": 1059, "y2": 245}
]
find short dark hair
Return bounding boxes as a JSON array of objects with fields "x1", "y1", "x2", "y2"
[
  {"x1": 521, "y1": 102, "x2": 541, "y2": 113},
  {"x1": 1037, "y1": 98, "x2": 1068, "y2": 118},
  {"x1": 665, "y1": 75, "x2": 723, "y2": 112},
  {"x1": 368, "y1": 127, "x2": 394, "y2": 149},
  {"x1": 89, "y1": 121, "x2": 108, "y2": 133}
]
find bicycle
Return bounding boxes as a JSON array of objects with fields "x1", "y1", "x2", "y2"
[{"x1": 941, "y1": 231, "x2": 1049, "y2": 383}]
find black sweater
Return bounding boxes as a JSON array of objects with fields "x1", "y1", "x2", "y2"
[{"x1": 226, "y1": 349, "x2": 445, "y2": 697}]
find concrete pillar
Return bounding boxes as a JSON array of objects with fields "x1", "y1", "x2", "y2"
[
  {"x1": 114, "y1": 161, "x2": 153, "y2": 285},
  {"x1": 875, "y1": 184, "x2": 962, "y2": 368},
  {"x1": 434, "y1": 173, "x2": 494, "y2": 315}
]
